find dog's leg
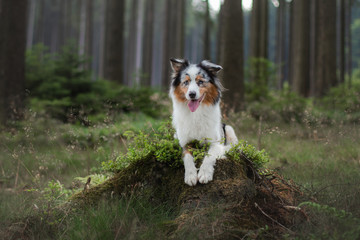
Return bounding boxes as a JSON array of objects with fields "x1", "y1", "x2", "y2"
[
  {"x1": 183, "y1": 150, "x2": 198, "y2": 186},
  {"x1": 198, "y1": 143, "x2": 225, "y2": 184},
  {"x1": 225, "y1": 125, "x2": 238, "y2": 145}
]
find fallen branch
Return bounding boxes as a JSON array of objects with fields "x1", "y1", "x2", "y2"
[{"x1": 254, "y1": 202, "x2": 295, "y2": 235}]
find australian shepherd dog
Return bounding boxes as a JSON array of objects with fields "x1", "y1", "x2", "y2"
[{"x1": 169, "y1": 58, "x2": 238, "y2": 186}]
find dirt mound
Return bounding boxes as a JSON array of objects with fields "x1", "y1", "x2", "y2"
[{"x1": 70, "y1": 156, "x2": 306, "y2": 239}]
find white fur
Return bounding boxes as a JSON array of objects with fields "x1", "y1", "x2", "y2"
[
  {"x1": 170, "y1": 79, "x2": 238, "y2": 186},
  {"x1": 171, "y1": 97, "x2": 222, "y2": 147}
]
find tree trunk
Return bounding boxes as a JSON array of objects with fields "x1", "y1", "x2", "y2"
[
  {"x1": 250, "y1": 0, "x2": 269, "y2": 88},
  {"x1": 135, "y1": 0, "x2": 145, "y2": 86},
  {"x1": 217, "y1": 4, "x2": 224, "y2": 64},
  {"x1": 345, "y1": 0, "x2": 353, "y2": 87},
  {"x1": 142, "y1": 0, "x2": 155, "y2": 86},
  {"x1": 98, "y1": 0, "x2": 106, "y2": 78},
  {"x1": 276, "y1": 0, "x2": 285, "y2": 89},
  {"x1": 314, "y1": 0, "x2": 337, "y2": 97},
  {"x1": 309, "y1": 0, "x2": 317, "y2": 96},
  {"x1": 203, "y1": 0, "x2": 211, "y2": 60},
  {"x1": 103, "y1": 0, "x2": 125, "y2": 83},
  {"x1": 0, "y1": 0, "x2": 28, "y2": 124},
  {"x1": 221, "y1": 0, "x2": 244, "y2": 111},
  {"x1": 35, "y1": 0, "x2": 45, "y2": 44},
  {"x1": 78, "y1": 0, "x2": 87, "y2": 56},
  {"x1": 26, "y1": 0, "x2": 36, "y2": 49},
  {"x1": 161, "y1": 0, "x2": 185, "y2": 89},
  {"x1": 58, "y1": 0, "x2": 66, "y2": 48},
  {"x1": 65, "y1": 0, "x2": 72, "y2": 41},
  {"x1": 125, "y1": 0, "x2": 139, "y2": 86},
  {"x1": 85, "y1": 0, "x2": 93, "y2": 71},
  {"x1": 250, "y1": 0, "x2": 268, "y2": 60},
  {"x1": 290, "y1": 0, "x2": 310, "y2": 97},
  {"x1": 339, "y1": 0, "x2": 345, "y2": 85}
]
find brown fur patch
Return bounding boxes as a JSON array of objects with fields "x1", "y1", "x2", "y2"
[
  {"x1": 174, "y1": 75, "x2": 191, "y2": 103},
  {"x1": 174, "y1": 75, "x2": 219, "y2": 105},
  {"x1": 174, "y1": 85, "x2": 187, "y2": 103},
  {"x1": 201, "y1": 83, "x2": 219, "y2": 105}
]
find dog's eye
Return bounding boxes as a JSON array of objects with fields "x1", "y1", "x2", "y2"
[
  {"x1": 198, "y1": 80, "x2": 204, "y2": 85},
  {"x1": 183, "y1": 81, "x2": 189, "y2": 86}
]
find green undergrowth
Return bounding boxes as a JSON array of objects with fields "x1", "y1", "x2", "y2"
[
  {"x1": 297, "y1": 202, "x2": 360, "y2": 239},
  {"x1": 25, "y1": 43, "x2": 169, "y2": 125},
  {"x1": 101, "y1": 120, "x2": 270, "y2": 173}
]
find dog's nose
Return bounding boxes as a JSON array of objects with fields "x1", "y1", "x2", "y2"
[{"x1": 189, "y1": 91, "x2": 196, "y2": 99}]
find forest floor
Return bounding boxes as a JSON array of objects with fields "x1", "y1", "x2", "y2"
[{"x1": 0, "y1": 111, "x2": 360, "y2": 239}]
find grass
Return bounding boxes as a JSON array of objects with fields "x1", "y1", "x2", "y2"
[
  {"x1": 1, "y1": 110, "x2": 360, "y2": 239},
  {"x1": 58, "y1": 196, "x2": 176, "y2": 240},
  {"x1": 230, "y1": 113, "x2": 360, "y2": 238}
]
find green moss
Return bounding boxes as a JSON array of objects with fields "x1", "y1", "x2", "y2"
[
  {"x1": 226, "y1": 140, "x2": 270, "y2": 170},
  {"x1": 102, "y1": 121, "x2": 269, "y2": 173}
]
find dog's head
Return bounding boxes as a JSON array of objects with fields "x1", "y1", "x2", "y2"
[{"x1": 170, "y1": 58, "x2": 224, "y2": 112}]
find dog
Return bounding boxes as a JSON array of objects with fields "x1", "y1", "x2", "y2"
[{"x1": 169, "y1": 58, "x2": 238, "y2": 186}]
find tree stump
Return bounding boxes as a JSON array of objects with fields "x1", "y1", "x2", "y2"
[{"x1": 70, "y1": 154, "x2": 306, "y2": 239}]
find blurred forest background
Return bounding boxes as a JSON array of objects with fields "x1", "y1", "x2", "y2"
[
  {"x1": 1, "y1": 0, "x2": 360, "y2": 123},
  {"x1": 1, "y1": 0, "x2": 360, "y2": 239}
]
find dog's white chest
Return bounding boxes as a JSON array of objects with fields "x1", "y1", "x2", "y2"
[{"x1": 172, "y1": 100, "x2": 222, "y2": 147}]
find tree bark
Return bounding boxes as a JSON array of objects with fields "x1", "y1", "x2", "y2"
[
  {"x1": 203, "y1": 0, "x2": 211, "y2": 60},
  {"x1": 250, "y1": 0, "x2": 268, "y2": 60},
  {"x1": 142, "y1": 0, "x2": 155, "y2": 86},
  {"x1": 249, "y1": 0, "x2": 269, "y2": 88},
  {"x1": 58, "y1": 0, "x2": 66, "y2": 48},
  {"x1": 276, "y1": 0, "x2": 285, "y2": 89},
  {"x1": 309, "y1": 0, "x2": 317, "y2": 96},
  {"x1": 221, "y1": 0, "x2": 244, "y2": 111},
  {"x1": 345, "y1": 0, "x2": 353, "y2": 87},
  {"x1": 135, "y1": 0, "x2": 145, "y2": 86},
  {"x1": 104, "y1": 0, "x2": 125, "y2": 83},
  {"x1": 125, "y1": 0, "x2": 139, "y2": 85},
  {"x1": 314, "y1": 0, "x2": 337, "y2": 97},
  {"x1": 339, "y1": 0, "x2": 345, "y2": 85},
  {"x1": 290, "y1": 0, "x2": 310, "y2": 97},
  {"x1": 85, "y1": 0, "x2": 93, "y2": 70},
  {"x1": 0, "y1": 0, "x2": 28, "y2": 124},
  {"x1": 26, "y1": 0, "x2": 36, "y2": 49},
  {"x1": 98, "y1": 0, "x2": 106, "y2": 78},
  {"x1": 161, "y1": 0, "x2": 185, "y2": 89},
  {"x1": 78, "y1": 0, "x2": 87, "y2": 56},
  {"x1": 35, "y1": 0, "x2": 45, "y2": 44}
]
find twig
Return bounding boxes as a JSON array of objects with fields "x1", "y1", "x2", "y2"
[
  {"x1": 254, "y1": 202, "x2": 295, "y2": 235},
  {"x1": 14, "y1": 158, "x2": 20, "y2": 188},
  {"x1": 283, "y1": 206, "x2": 301, "y2": 211}
]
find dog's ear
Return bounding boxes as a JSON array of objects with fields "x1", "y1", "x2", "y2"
[
  {"x1": 170, "y1": 58, "x2": 189, "y2": 73},
  {"x1": 200, "y1": 60, "x2": 222, "y2": 75}
]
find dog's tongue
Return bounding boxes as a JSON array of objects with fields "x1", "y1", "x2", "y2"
[{"x1": 188, "y1": 99, "x2": 200, "y2": 112}]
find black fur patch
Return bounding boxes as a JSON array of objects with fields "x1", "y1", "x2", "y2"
[
  {"x1": 171, "y1": 59, "x2": 190, "y2": 87},
  {"x1": 197, "y1": 63, "x2": 216, "y2": 84}
]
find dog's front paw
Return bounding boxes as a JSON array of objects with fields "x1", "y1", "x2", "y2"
[
  {"x1": 198, "y1": 164, "x2": 214, "y2": 184},
  {"x1": 184, "y1": 169, "x2": 198, "y2": 186}
]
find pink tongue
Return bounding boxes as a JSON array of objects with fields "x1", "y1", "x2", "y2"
[{"x1": 188, "y1": 100, "x2": 200, "y2": 112}]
